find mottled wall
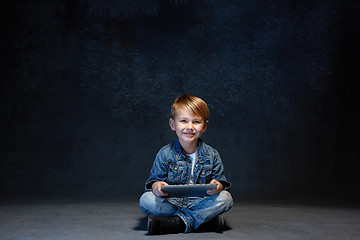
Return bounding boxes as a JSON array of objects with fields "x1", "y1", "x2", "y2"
[{"x1": 1, "y1": 0, "x2": 359, "y2": 200}]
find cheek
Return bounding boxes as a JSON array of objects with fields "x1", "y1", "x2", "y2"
[
  {"x1": 196, "y1": 127, "x2": 204, "y2": 133},
  {"x1": 176, "y1": 126, "x2": 184, "y2": 132}
]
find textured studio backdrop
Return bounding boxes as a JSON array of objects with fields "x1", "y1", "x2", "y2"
[{"x1": 1, "y1": 0, "x2": 359, "y2": 202}]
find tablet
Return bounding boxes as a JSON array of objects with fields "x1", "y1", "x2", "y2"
[{"x1": 161, "y1": 184, "x2": 217, "y2": 197}]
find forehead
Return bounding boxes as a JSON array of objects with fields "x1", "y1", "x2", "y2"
[{"x1": 175, "y1": 107, "x2": 202, "y2": 119}]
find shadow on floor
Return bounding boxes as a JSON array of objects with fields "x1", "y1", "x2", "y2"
[
  {"x1": 133, "y1": 216, "x2": 232, "y2": 233},
  {"x1": 134, "y1": 216, "x2": 148, "y2": 231}
]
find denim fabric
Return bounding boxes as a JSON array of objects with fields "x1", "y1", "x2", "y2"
[
  {"x1": 140, "y1": 138, "x2": 233, "y2": 232},
  {"x1": 145, "y1": 138, "x2": 231, "y2": 190},
  {"x1": 139, "y1": 191, "x2": 233, "y2": 232}
]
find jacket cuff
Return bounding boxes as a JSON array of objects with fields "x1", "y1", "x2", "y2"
[
  {"x1": 145, "y1": 180, "x2": 157, "y2": 190},
  {"x1": 219, "y1": 180, "x2": 232, "y2": 191}
]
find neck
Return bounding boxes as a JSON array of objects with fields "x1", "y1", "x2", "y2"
[{"x1": 179, "y1": 140, "x2": 198, "y2": 154}]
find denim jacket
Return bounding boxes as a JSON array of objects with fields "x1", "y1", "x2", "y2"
[{"x1": 145, "y1": 138, "x2": 231, "y2": 190}]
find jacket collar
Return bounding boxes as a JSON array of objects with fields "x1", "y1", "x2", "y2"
[{"x1": 173, "y1": 138, "x2": 210, "y2": 163}]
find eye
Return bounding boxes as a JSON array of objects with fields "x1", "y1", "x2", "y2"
[
  {"x1": 180, "y1": 119, "x2": 187, "y2": 123},
  {"x1": 193, "y1": 120, "x2": 202, "y2": 124}
]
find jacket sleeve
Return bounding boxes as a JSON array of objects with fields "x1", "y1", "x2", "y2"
[
  {"x1": 144, "y1": 150, "x2": 168, "y2": 190},
  {"x1": 212, "y1": 151, "x2": 232, "y2": 190}
]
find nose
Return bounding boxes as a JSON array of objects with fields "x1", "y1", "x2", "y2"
[{"x1": 186, "y1": 122, "x2": 194, "y2": 130}]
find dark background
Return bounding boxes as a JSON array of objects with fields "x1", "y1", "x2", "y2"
[{"x1": 1, "y1": 0, "x2": 359, "y2": 202}]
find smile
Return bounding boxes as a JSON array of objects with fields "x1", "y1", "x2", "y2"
[{"x1": 183, "y1": 132, "x2": 195, "y2": 136}]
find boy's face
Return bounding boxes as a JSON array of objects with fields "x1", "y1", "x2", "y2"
[{"x1": 169, "y1": 107, "x2": 208, "y2": 148}]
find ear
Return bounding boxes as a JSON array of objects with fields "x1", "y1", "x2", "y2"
[{"x1": 169, "y1": 118, "x2": 176, "y2": 131}]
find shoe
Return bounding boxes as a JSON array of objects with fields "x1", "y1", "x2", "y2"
[
  {"x1": 203, "y1": 214, "x2": 225, "y2": 232},
  {"x1": 147, "y1": 215, "x2": 186, "y2": 235}
]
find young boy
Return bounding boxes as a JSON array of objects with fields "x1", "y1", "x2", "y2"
[{"x1": 139, "y1": 94, "x2": 233, "y2": 235}]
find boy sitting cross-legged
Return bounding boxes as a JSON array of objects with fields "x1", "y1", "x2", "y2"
[{"x1": 139, "y1": 94, "x2": 233, "y2": 235}]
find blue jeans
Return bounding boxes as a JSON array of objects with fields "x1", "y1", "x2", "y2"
[{"x1": 139, "y1": 191, "x2": 233, "y2": 233}]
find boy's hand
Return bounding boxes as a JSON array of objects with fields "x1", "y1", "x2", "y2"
[
  {"x1": 152, "y1": 181, "x2": 169, "y2": 197},
  {"x1": 206, "y1": 179, "x2": 223, "y2": 196}
]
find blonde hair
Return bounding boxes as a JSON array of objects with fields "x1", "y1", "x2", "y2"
[{"x1": 171, "y1": 94, "x2": 210, "y2": 121}]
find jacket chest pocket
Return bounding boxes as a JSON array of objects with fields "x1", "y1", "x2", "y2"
[
  {"x1": 198, "y1": 165, "x2": 212, "y2": 184},
  {"x1": 168, "y1": 162, "x2": 187, "y2": 184}
]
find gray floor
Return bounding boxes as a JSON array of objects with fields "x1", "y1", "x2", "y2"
[{"x1": 1, "y1": 198, "x2": 359, "y2": 240}]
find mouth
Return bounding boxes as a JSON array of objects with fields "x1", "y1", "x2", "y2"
[{"x1": 183, "y1": 132, "x2": 195, "y2": 136}]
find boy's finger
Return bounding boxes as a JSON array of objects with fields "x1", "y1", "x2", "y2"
[{"x1": 206, "y1": 189, "x2": 215, "y2": 195}]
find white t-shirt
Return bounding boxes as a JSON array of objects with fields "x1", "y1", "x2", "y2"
[{"x1": 187, "y1": 150, "x2": 197, "y2": 184}]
